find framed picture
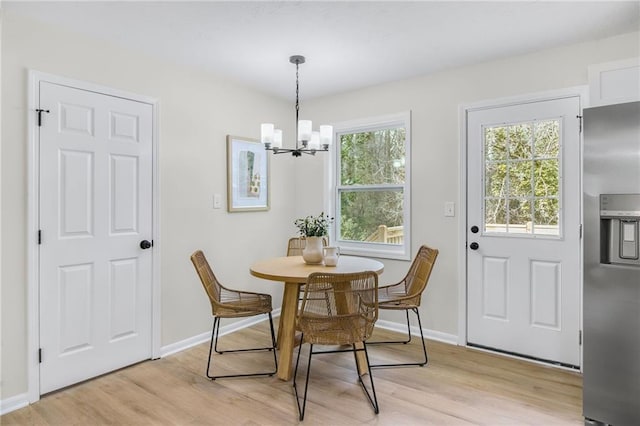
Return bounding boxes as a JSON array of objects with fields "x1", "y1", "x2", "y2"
[{"x1": 226, "y1": 135, "x2": 270, "y2": 212}]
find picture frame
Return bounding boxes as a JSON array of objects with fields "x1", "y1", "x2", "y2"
[{"x1": 226, "y1": 135, "x2": 270, "y2": 212}]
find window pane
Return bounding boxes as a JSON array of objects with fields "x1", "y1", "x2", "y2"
[
  {"x1": 508, "y1": 198, "x2": 532, "y2": 234},
  {"x1": 485, "y1": 198, "x2": 507, "y2": 233},
  {"x1": 339, "y1": 190, "x2": 404, "y2": 244},
  {"x1": 508, "y1": 123, "x2": 532, "y2": 160},
  {"x1": 534, "y1": 159, "x2": 559, "y2": 196},
  {"x1": 484, "y1": 126, "x2": 507, "y2": 161},
  {"x1": 507, "y1": 161, "x2": 533, "y2": 197},
  {"x1": 340, "y1": 128, "x2": 405, "y2": 185},
  {"x1": 534, "y1": 198, "x2": 559, "y2": 235},
  {"x1": 534, "y1": 120, "x2": 560, "y2": 158},
  {"x1": 485, "y1": 162, "x2": 507, "y2": 197}
]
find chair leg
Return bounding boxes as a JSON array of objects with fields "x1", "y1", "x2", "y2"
[
  {"x1": 213, "y1": 315, "x2": 223, "y2": 354},
  {"x1": 293, "y1": 340, "x2": 313, "y2": 421},
  {"x1": 369, "y1": 308, "x2": 428, "y2": 368},
  {"x1": 414, "y1": 307, "x2": 428, "y2": 365},
  {"x1": 293, "y1": 342, "x2": 379, "y2": 420},
  {"x1": 267, "y1": 312, "x2": 279, "y2": 370},
  {"x1": 205, "y1": 313, "x2": 278, "y2": 380},
  {"x1": 353, "y1": 343, "x2": 379, "y2": 414},
  {"x1": 368, "y1": 309, "x2": 412, "y2": 345},
  {"x1": 205, "y1": 317, "x2": 219, "y2": 378}
]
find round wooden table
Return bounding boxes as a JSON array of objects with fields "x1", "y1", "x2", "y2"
[{"x1": 250, "y1": 255, "x2": 384, "y2": 380}]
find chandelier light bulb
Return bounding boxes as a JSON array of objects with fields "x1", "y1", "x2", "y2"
[
  {"x1": 309, "y1": 131, "x2": 320, "y2": 150},
  {"x1": 320, "y1": 125, "x2": 333, "y2": 146},
  {"x1": 298, "y1": 120, "x2": 312, "y2": 143},
  {"x1": 273, "y1": 129, "x2": 283, "y2": 149},
  {"x1": 261, "y1": 123, "x2": 274, "y2": 145}
]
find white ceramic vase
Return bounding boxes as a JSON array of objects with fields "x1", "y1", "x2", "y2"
[
  {"x1": 323, "y1": 246, "x2": 340, "y2": 266},
  {"x1": 302, "y1": 236, "x2": 324, "y2": 264}
]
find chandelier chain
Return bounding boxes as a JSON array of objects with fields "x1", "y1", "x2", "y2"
[{"x1": 295, "y1": 61, "x2": 300, "y2": 148}]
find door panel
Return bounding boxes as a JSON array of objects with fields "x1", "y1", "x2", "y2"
[
  {"x1": 109, "y1": 257, "x2": 139, "y2": 340},
  {"x1": 110, "y1": 154, "x2": 139, "y2": 233},
  {"x1": 60, "y1": 150, "x2": 94, "y2": 236},
  {"x1": 467, "y1": 96, "x2": 581, "y2": 367},
  {"x1": 39, "y1": 81, "x2": 153, "y2": 393},
  {"x1": 58, "y1": 263, "x2": 93, "y2": 353},
  {"x1": 530, "y1": 260, "x2": 561, "y2": 329},
  {"x1": 482, "y1": 257, "x2": 508, "y2": 319}
]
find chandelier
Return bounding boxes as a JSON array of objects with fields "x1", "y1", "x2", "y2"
[{"x1": 260, "y1": 55, "x2": 332, "y2": 157}]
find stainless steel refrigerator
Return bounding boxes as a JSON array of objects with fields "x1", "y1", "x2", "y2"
[{"x1": 583, "y1": 101, "x2": 640, "y2": 425}]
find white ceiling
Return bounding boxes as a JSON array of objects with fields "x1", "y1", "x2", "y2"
[{"x1": 4, "y1": 1, "x2": 640, "y2": 100}]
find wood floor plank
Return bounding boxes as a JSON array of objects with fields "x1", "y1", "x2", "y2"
[{"x1": 1, "y1": 324, "x2": 582, "y2": 425}]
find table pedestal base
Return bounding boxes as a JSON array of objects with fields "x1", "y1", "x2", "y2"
[{"x1": 276, "y1": 283, "x2": 301, "y2": 380}]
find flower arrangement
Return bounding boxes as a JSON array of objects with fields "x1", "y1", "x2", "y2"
[{"x1": 294, "y1": 212, "x2": 334, "y2": 237}]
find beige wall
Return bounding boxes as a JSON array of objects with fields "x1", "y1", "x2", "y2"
[
  {"x1": 293, "y1": 32, "x2": 640, "y2": 336},
  {"x1": 1, "y1": 7, "x2": 639, "y2": 402},
  {"x1": 1, "y1": 12, "x2": 296, "y2": 399}
]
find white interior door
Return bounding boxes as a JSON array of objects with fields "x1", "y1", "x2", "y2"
[
  {"x1": 466, "y1": 96, "x2": 581, "y2": 367},
  {"x1": 38, "y1": 81, "x2": 153, "y2": 393}
]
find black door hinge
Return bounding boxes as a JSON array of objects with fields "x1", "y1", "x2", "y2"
[
  {"x1": 579, "y1": 330, "x2": 582, "y2": 346},
  {"x1": 576, "y1": 115, "x2": 583, "y2": 133},
  {"x1": 39, "y1": 348, "x2": 42, "y2": 363},
  {"x1": 38, "y1": 230, "x2": 42, "y2": 245},
  {"x1": 36, "y1": 109, "x2": 50, "y2": 127}
]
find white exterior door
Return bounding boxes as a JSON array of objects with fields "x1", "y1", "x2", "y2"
[
  {"x1": 38, "y1": 81, "x2": 153, "y2": 393},
  {"x1": 466, "y1": 96, "x2": 581, "y2": 367}
]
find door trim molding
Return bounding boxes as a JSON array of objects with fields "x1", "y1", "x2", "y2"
[
  {"x1": 27, "y1": 71, "x2": 161, "y2": 403},
  {"x1": 457, "y1": 85, "x2": 587, "y2": 353}
]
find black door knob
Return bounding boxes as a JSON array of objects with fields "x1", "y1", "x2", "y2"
[
  {"x1": 469, "y1": 242, "x2": 479, "y2": 250},
  {"x1": 140, "y1": 240, "x2": 152, "y2": 250},
  {"x1": 470, "y1": 226, "x2": 479, "y2": 234}
]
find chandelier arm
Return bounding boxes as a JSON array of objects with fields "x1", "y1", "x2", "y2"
[{"x1": 265, "y1": 146, "x2": 328, "y2": 156}]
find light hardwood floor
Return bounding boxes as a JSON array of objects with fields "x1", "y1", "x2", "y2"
[{"x1": 2, "y1": 324, "x2": 583, "y2": 425}]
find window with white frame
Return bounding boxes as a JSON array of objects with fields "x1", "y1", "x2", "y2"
[{"x1": 329, "y1": 112, "x2": 411, "y2": 260}]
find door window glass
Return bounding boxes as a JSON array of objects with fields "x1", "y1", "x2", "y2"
[{"x1": 483, "y1": 120, "x2": 560, "y2": 236}]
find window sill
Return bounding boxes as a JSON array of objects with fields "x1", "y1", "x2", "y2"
[{"x1": 338, "y1": 244, "x2": 410, "y2": 261}]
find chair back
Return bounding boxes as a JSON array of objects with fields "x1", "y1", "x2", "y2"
[
  {"x1": 298, "y1": 271, "x2": 378, "y2": 345},
  {"x1": 286, "y1": 236, "x2": 328, "y2": 256},
  {"x1": 404, "y1": 245, "x2": 439, "y2": 304},
  {"x1": 190, "y1": 250, "x2": 222, "y2": 314}
]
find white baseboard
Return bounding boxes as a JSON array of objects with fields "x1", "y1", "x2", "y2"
[
  {"x1": 160, "y1": 308, "x2": 281, "y2": 358},
  {"x1": 159, "y1": 309, "x2": 457, "y2": 358},
  {"x1": 374, "y1": 319, "x2": 458, "y2": 345},
  {"x1": 0, "y1": 392, "x2": 29, "y2": 416},
  {"x1": 160, "y1": 330, "x2": 212, "y2": 358}
]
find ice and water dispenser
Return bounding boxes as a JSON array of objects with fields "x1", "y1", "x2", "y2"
[{"x1": 600, "y1": 194, "x2": 640, "y2": 266}]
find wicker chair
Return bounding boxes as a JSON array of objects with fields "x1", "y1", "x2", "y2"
[
  {"x1": 293, "y1": 271, "x2": 379, "y2": 421},
  {"x1": 190, "y1": 250, "x2": 277, "y2": 379},
  {"x1": 369, "y1": 245, "x2": 439, "y2": 368}
]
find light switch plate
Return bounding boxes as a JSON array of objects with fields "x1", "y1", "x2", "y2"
[
  {"x1": 444, "y1": 202, "x2": 455, "y2": 217},
  {"x1": 213, "y1": 194, "x2": 222, "y2": 209}
]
